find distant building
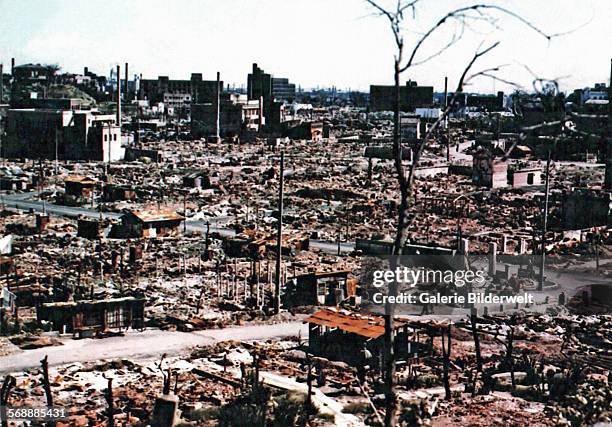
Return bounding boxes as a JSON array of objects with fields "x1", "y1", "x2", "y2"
[
  {"x1": 465, "y1": 91, "x2": 505, "y2": 111},
  {"x1": 472, "y1": 148, "x2": 508, "y2": 188},
  {"x1": 247, "y1": 63, "x2": 296, "y2": 102},
  {"x1": 191, "y1": 93, "x2": 262, "y2": 138},
  {"x1": 5, "y1": 101, "x2": 123, "y2": 161},
  {"x1": 139, "y1": 73, "x2": 222, "y2": 113},
  {"x1": 580, "y1": 83, "x2": 608, "y2": 104},
  {"x1": 369, "y1": 80, "x2": 433, "y2": 112},
  {"x1": 272, "y1": 77, "x2": 296, "y2": 101},
  {"x1": 12, "y1": 63, "x2": 57, "y2": 83},
  {"x1": 247, "y1": 63, "x2": 296, "y2": 127},
  {"x1": 400, "y1": 115, "x2": 420, "y2": 139}
]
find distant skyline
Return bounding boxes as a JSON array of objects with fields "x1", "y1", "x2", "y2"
[{"x1": 0, "y1": 0, "x2": 610, "y2": 93}]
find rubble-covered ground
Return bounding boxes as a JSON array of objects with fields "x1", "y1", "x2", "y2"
[{"x1": 0, "y1": 112, "x2": 610, "y2": 426}]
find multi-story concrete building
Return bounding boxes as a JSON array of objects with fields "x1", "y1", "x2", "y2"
[
  {"x1": 5, "y1": 100, "x2": 122, "y2": 161},
  {"x1": 369, "y1": 80, "x2": 433, "y2": 112},
  {"x1": 139, "y1": 73, "x2": 222, "y2": 114},
  {"x1": 247, "y1": 63, "x2": 296, "y2": 102},
  {"x1": 191, "y1": 94, "x2": 261, "y2": 138}
]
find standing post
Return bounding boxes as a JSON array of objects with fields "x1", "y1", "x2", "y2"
[
  {"x1": 444, "y1": 76, "x2": 450, "y2": 161},
  {"x1": 274, "y1": 151, "x2": 284, "y2": 314},
  {"x1": 183, "y1": 193, "x2": 187, "y2": 232},
  {"x1": 539, "y1": 150, "x2": 551, "y2": 291},
  {"x1": 40, "y1": 355, "x2": 53, "y2": 407},
  {"x1": 215, "y1": 71, "x2": 221, "y2": 142},
  {"x1": 105, "y1": 377, "x2": 114, "y2": 427}
]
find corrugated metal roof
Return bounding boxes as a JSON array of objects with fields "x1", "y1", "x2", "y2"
[
  {"x1": 305, "y1": 308, "x2": 404, "y2": 339},
  {"x1": 129, "y1": 209, "x2": 185, "y2": 223},
  {"x1": 65, "y1": 175, "x2": 96, "y2": 184}
]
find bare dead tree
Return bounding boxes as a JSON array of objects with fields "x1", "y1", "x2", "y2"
[
  {"x1": 364, "y1": 1, "x2": 567, "y2": 423},
  {"x1": 470, "y1": 312, "x2": 483, "y2": 372}
]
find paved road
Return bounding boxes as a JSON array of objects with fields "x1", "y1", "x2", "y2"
[
  {"x1": 0, "y1": 322, "x2": 308, "y2": 375},
  {"x1": 1, "y1": 192, "x2": 355, "y2": 253}
]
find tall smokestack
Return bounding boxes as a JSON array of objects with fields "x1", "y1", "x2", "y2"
[
  {"x1": 11, "y1": 58, "x2": 14, "y2": 75},
  {"x1": 116, "y1": 64, "x2": 122, "y2": 129},
  {"x1": 605, "y1": 58, "x2": 612, "y2": 190},
  {"x1": 215, "y1": 71, "x2": 220, "y2": 141},
  {"x1": 124, "y1": 62, "x2": 129, "y2": 102}
]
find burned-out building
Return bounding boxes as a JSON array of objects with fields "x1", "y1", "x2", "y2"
[
  {"x1": 472, "y1": 148, "x2": 508, "y2": 188},
  {"x1": 369, "y1": 80, "x2": 433, "y2": 112},
  {"x1": 37, "y1": 297, "x2": 145, "y2": 336},
  {"x1": 247, "y1": 63, "x2": 296, "y2": 102},
  {"x1": 285, "y1": 121, "x2": 323, "y2": 141},
  {"x1": 304, "y1": 308, "x2": 411, "y2": 366},
  {"x1": 284, "y1": 270, "x2": 359, "y2": 307},
  {"x1": 139, "y1": 73, "x2": 222, "y2": 106},
  {"x1": 4, "y1": 104, "x2": 123, "y2": 161},
  {"x1": 191, "y1": 94, "x2": 261, "y2": 138},
  {"x1": 64, "y1": 175, "x2": 97, "y2": 198},
  {"x1": 119, "y1": 209, "x2": 185, "y2": 238},
  {"x1": 562, "y1": 189, "x2": 612, "y2": 229}
]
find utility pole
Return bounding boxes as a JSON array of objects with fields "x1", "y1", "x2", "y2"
[
  {"x1": 274, "y1": 151, "x2": 284, "y2": 314},
  {"x1": 539, "y1": 150, "x2": 551, "y2": 291}
]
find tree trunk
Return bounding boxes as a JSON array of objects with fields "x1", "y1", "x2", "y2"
[{"x1": 384, "y1": 58, "x2": 404, "y2": 427}]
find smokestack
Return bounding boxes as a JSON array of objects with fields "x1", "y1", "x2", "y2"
[
  {"x1": 11, "y1": 58, "x2": 14, "y2": 75},
  {"x1": 116, "y1": 64, "x2": 122, "y2": 129},
  {"x1": 124, "y1": 62, "x2": 129, "y2": 102},
  {"x1": 0, "y1": 64, "x2": 3, "y2": 104},
  {"x1": 259, "y1": 95, "x2": 264, "y2": 134},
  {"x1": 215, "y1": 71, "x2": 220, "y2": 141}
]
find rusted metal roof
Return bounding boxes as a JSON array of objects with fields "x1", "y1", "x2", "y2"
[
  {"x1": 64, "y1": 175, "x2": 97, "y2": 185},
  {"x1": 304, "y1": 308, "x2": 404, "y2": 339},
  {"x1": 128, "y1": 209, "x2": 185, "y2": 223}
]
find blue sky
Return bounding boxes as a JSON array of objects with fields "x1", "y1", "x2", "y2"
[{"x1": 0, "y1": 0, "x2": 609, "y2": 93}]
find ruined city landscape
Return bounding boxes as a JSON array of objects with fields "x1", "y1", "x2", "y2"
[{"x1": 0, "y1": 1, "x2": 610, "y2": 426}]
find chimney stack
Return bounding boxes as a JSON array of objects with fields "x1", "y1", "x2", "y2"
[
  {"x1": 116, "y1": 64, "x2": 122, "y2": 129},
  {"x1": 11, "y1": 58, "x2": 14, "y2": 75},
  {"x1": 0, "y1": 64, "x2": 3, "y2": 104},
  {"x1": 124, "y1": 62, "x2": 129, "y2": 102}
]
